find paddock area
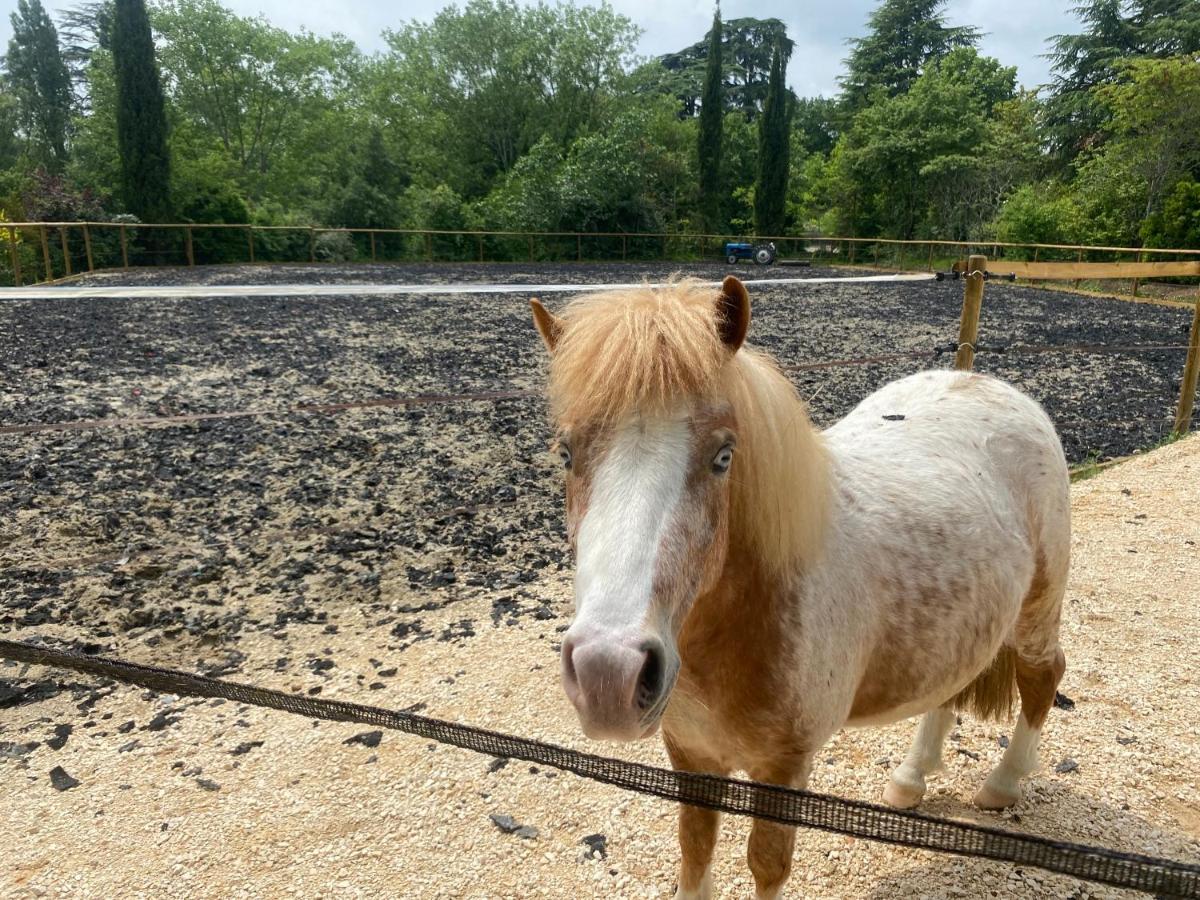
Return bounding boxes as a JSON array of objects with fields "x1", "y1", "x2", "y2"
[{"x1": 2, "y1": 263, "x2": 1198, "y2": 898}]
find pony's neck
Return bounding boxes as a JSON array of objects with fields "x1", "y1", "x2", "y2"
[{"x1": 723, "y1": 349, "x2": 832, "y2": 576}]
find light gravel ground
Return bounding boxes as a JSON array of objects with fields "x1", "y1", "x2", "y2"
[{"x1": 2, "y1": 436, "x2": 1198, "y2": 899}]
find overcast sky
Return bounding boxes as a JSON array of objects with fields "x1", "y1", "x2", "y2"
[{"x1": 2, "y1": 0, "x2": 1082, "y2": 97}]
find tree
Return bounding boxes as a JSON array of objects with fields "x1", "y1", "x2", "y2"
[
  {"x1": 832, "y1": 48, "x2": 1021, "y2": 238},
  {"x1": 383, "y1": 0, "x2": 638, "y2": 197},
  {"x1": 840, "y1": 0, "x2": 979, "y2": 112},
  {"x1": 754, "y1": 42, "x2": 790, "y2": 236},
  {"x1": 111, "y1": 0, "x2": 171, "y2": 220},
  {"x1": 57, "y1": 0, "x2": 112, "y2": 110},
  {"x1": 1071, "y1": 55, "x2": 1200, "y2": 243},
  {"x1": 154, "y1": 0, "x2": 359, "y2": 196},
  {"x1": 697, "y1": 10, "x2": 723, "y2": 230},
  {"x1": 792, "y1": 96, "x2": 839, "y2": 156},
  {"x1": 1044, "y1": 0, "x2": 1200, "y2": 162},
  {"x1": 645, "y1": 17, "x2": 792, "y2": 119},
  {"x1": 4, "y1": 0, "x2": 74, "y2": 171}
]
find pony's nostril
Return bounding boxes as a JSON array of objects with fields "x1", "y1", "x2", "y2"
[
  {"x1": 635, "y1": 642, "x2": 665, "y2": 712},
  {"x1": 561, "y1": 639, "x2": 578, "y2": 686}
]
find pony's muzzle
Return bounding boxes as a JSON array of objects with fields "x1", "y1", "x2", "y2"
[{"x1": 561, "y1": 631, "x2": 672, "y2": 741}]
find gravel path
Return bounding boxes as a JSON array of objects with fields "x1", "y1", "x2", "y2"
[
  {"x1": 2, "y1": 263, "x2": 1198, "y2": 897},
  {"x1": 2, "y1": 436, "x2": 1198, "y2": 899}
]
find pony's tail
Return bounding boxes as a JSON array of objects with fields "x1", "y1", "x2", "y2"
[{"x1": 951, "y1": 646, "x2": 1018, "y2": 722}]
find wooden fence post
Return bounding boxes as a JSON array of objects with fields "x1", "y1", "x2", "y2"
[
  {"x1": 528, "y1": 234, "x2": 534, "y2": 262},
  {"x1": 120, "y1": 225, "x2": 129, "y2": 268},
  {"x1": 185, "y1": 226, "x2": 195, "y2": 266},
  {"x1": 1073, "y1": 248, "x2": 1083, "y2": 290},
  {"x1": 477, "y1": 234, "x2": 484, "y2": 263},
  {"x1": 8, "y1": 228, "x2": 22, "y2": 286},
  {"x1": 848, "y1": 241, "x2": 856, "y2": 265},
  {"x1": 40, "y1": 225, "x2": 52, "y2": 280},
  {"x1": 622, "y1": 234, "x2": 628, "y2": 261},
  {"x1": 1172, "y1": 293, "x2": 1200, "y2": 435},
  {"x1": 927, "y1": 242, "x2": 935, "y2": 272},
  {"x1": 955, "y1": 254, "x2": 987, "y2": 371},
  {"x1": 309, "y1": 227, "x2": 316, "y2": 263},
  {"x1": 83, "y1": 224, "x2": 95, "y2": 272},
  {"x1": 577, "y1": 234, "x2": 582, "y2": 262},
  {"x1": 873, "y1": 242, "x2": 880, "y2": 268},
  {"x1": 59, "y1": 227, "x2": 72, "y2": 277},
  {"x1": 247, "y1": 227, "x2": 256, "y2": 263},
  {"x1": 1132, "y1": 250, "x2": 1143, "y2": 298},
  {"x1": 425, "y1": 232, "x2": 433, "y2": 262}
]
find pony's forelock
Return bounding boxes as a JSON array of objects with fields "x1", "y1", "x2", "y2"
[
  {"x1": 545, "y1": 280, "x2": 829, "y2": 573},
  {"x1": 547, "y1": 280, "x2": 727, "y2": 426}
]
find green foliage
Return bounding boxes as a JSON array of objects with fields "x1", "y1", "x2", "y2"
[
  {"x1": 792, "y1": 97, "x2": 838, "y2": 156},
  {"x1": 480, "y1": 98, "x2": 695, "y2": 235},
  {"x1": 989, "y1": 183, "x2": 1083, "y2": 248},
  {"x1": 314, "y1": 230, "x2": 356, "y2": 262},
  {"x1": 832, "y1": 48, "x2": 1024, "y2": 238},
  {"x1": 753, "y1": 43, "x2": 790, "y2": 236},
  {"x1": 1072, "y1": 56, "x2": 1200, "y2": 244},
  {"x1": 1142, "y1": 180, "x2": 1200, "y2": 249},
  {"x1": 1044, "y1": 0, "x2": 1200, "y2": 163},
  {"x1": 697, "y1": 11, "x2": 723, "y2": 231},
  {"x1": 384, "y1": 0, "x2": 637, "y2": 198},
  {"x1": 0, "y1": 0, "x2": 1193, "y2": 260},
  {"x1": 651, "y1": 17, "x2": 792, "y2": 118},
  {"x1": 153, "y1": 0, "x2": 359, "y2": 203},
  {"x1": 840, "y1": 0, "x2": 979, "y2": 112},
  {"x1": 5, "y1": 0, "x2": 74, "y2": 172},
  {"x1": 111, "y1": 0, "x2": 171, "y2": 220}
]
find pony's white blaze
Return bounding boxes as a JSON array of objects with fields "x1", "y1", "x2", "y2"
[{"x1": 572, "y1": 417, "x2": 692, "y2": 635}]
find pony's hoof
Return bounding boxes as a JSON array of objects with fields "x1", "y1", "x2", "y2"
[
  {"x1": 974, "y1": 782, "x2": 1020, "y2": 810},
  {"x1": 882, "y1": 778, "x2": 925, "y2": 809},
  {"x1": 673, "y1": 869, "x2": 713, "y2": 900}
]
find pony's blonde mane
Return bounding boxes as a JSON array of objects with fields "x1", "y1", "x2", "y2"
[{"x1": 546, "y1": 281, "x2": 830, "y2": 573}]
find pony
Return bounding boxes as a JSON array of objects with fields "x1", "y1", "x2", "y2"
[{"x1": 529, "y1": 276, "x2": 1069, "y2": 899}]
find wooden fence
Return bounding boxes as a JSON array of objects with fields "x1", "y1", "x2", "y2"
[{"x1": 2, "y1": 220, "x2": 1200, "y2": 293}]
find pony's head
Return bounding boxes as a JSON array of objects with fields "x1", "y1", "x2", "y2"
[{"x1": 532, "y1": 277, "x2": 827, "y2": 742}]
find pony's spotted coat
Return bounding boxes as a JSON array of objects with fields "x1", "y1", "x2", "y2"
[{"x1": 533, "y1": 277, "x2": 1070, "y2": 899}]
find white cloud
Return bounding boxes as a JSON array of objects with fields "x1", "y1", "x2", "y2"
[{"x1": 1, "y1": 0, "x2": 1082, "y2": 97}]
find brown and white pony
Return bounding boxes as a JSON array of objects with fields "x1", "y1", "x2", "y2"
[{"x1": 530, "y1": 277, "x2": 1069, "y2": 899}]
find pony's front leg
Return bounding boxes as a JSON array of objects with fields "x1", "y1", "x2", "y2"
[
  {"x1": 746, "y1": 754, "x2": 814, "y2": 900},
  {"x1": 666, "y1": 741, "x2": 726, "y2": 900}
]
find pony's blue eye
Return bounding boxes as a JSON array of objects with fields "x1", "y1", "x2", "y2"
[
  {"x1": 712, "y1": 444, "x2": 734, "y2": 474},
  {"x1": 558, "y1": 445, "x2": 573, "y2": 470}
]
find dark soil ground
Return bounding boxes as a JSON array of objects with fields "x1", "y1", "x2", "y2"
[{"x1": 1, "y1": 261, "x2": 1194, "y2": 701}]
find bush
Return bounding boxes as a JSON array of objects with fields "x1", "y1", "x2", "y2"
[
  {"x1": 1141, "y1": 179, "x2": 1200, "y2": 249},
  {"x1": 19, "y1": 170, "x2": 106, "y2": 222},
  {"x1": 314, "y1": 230, "x2": 356, "y2": 262},
  {"x1": 179, "y1": 183, "x2": 251, "y2": 265},
  {"x1": 988, "y1": 183, "x2": 1082, "y2": 255}
]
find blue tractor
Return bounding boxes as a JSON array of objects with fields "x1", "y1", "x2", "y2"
[{"x1": 724, "y1": 241, "x2": 777, "y2": 266}]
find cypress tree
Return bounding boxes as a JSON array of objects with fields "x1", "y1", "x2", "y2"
[
  {"x1": 697, "y1": 9, "x2": 723, "y2": 232},
  {"x1": 5, "y1": 0, "x2": 73, "y2": 172},
  {"x1": 111, "y1": 0, "x2": 171, "y2": 221},
  {"x1": 753, "y1": 41, "x2": 790, "y2": 237}
]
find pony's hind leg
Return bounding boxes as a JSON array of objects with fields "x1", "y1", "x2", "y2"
[
  {"x1": 974, "y1": 649, "x2": 1066, "y2": 809},
  {"x1": 975, "y1": 545, "x2": 1068, "y2": 810},
  {"x1": 883, "y1": 706, "x2": 958, "y2": 809}
]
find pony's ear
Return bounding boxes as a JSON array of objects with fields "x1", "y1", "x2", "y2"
[
  {"x1": 715, "y1": 275, "x2": 750, "y2": 352},
  {"x1": 530, "y1": 298, "x2": 564, "y2": 353}
]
